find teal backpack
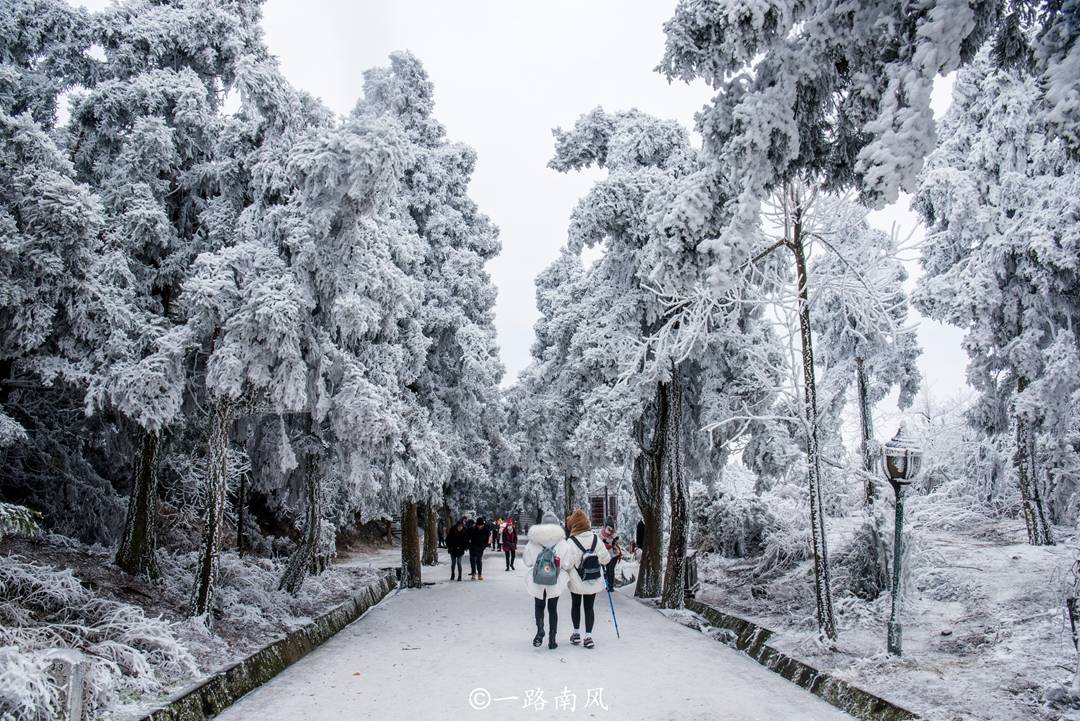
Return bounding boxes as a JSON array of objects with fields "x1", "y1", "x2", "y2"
[{"x1": 533, "y1": 544, "x2": 559, "y2": 586}]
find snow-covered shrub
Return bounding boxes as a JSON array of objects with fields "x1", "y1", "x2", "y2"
[
  {"x1": 691, "y1": 491, "x2": 778, "y2": 557},
  {"x1": 750, "y1": 493, "x2": 813, "y2": 578},
  {"x1": 833, "y1": 512, "x2": 891, "y2": 600},
  {"x1": 159, "y1": 549, "x2": 363, "y2": 634},
  {"x1": 0, "y1": 558, "x2": 198, "y2": 720},
  {"x1": 0, "y1": 502, "x2": 39, "y2": 541},
  {"x1": 0, "y1": 646, "x2": 58, "y2": 721}
]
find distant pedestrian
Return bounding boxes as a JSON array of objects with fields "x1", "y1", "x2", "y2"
[
  {"x1": 465, "y1": 519, "x2": 477, "y2": 577},
  {"x1": 523, "y1": 511, "x2": 569, "y2": 650},
  {"x1": 470, "y1": 517, "x2": 491, "y2": 580},
  {"x1": 437, "y1": 516, "x2": 446, "y2": 548},
  {"x1": 446, "y1": 519, "x2": 468, "y2": 581},
  {"x1": 495, "y1": 517, "x2": 504, "y2": 551},
  {"x1": 502, "y1": 519, "x2": 518, "y2": 571},
  {"x1": 600, "y1": 519, "x2": 622, "y2": 592},
  {"x1": 563, "y1": 509, "x2": 611, "y2": 649},
  {"x1": 635, "y1": 519, "x2": 646, "y2": 560}
]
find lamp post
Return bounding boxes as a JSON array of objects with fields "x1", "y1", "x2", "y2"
[{"x1": 881, "y1": 423, "x2": 923, "y2": 656}]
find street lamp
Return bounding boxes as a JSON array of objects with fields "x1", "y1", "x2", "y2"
[{"x1": 881, "y1": 423, "x2": 923, "y2": 656}]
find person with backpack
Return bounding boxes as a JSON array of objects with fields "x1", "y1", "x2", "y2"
[
  {"x1": 445, "y1": 518, "x2": 468, "y2": 581},
  {"x1": 522, "y1": 511, "x2": 569, "y2": 649},
  {"x1": 501, "y1": 518, "x2": 518, "y2": 571},
  {"x1": 562, "y1": 509, "x2": 611, "y2": 649},
  {"x1": 469, "y1": 517, "x2": 491, "y2": 580}
]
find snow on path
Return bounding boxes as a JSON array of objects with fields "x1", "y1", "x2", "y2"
[{"x1": 215, "y1": 549, "x2": 853, "y2": 721}]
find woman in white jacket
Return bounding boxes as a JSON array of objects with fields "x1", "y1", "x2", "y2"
[
  {"x1": 522, "y1": 511, "x2": 569, "y2": 649},
  {"x1": 562, "y1": 509, "x2": 611, "y2": 649}
]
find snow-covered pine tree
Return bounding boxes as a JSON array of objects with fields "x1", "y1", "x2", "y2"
[
  {"x1": 808, "y1": 195, "x2": 921, "y2": 599},
  {"x1": 915, "y1": 52, "x2": 1080, "y2": 545},
  {"x1": 70, "y1": 0, "x2": 266, "y2": 578},
  {"x1": 0, "y1": 0, "x2": 149, "y2": 545},
  {"x1": 658, "y1": 0, "x2": 1075, "y2": 214},
  {"x1": 542, "y1": 107, "x2": 768, "y2": 607},
  {"x1": 280, "y1": 106, "x2": 433, "y2": 591},
  {"x1": 808, "y1": 199, "x2": 921, "y2": 501},
  {"x1": 354, "y1": 53, "x2": 504, "y2": 571},
  {"x1": 514, "y1": 250, "x2": 593, "y2": 530}
]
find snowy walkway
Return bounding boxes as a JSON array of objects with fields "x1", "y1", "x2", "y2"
[{"x1": 216, "y1": 549, "x2": 853, "y2": 721}]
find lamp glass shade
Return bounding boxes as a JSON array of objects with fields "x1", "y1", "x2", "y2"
[{"x1": 881, "y1": 425, "x2": 923, "y2": 484}]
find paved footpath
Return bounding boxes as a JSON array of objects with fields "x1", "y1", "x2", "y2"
[{"x1": 215, "y1": 548, "x2": 853, "y2": 721}]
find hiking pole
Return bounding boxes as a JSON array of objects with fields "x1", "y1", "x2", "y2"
[{"x1": 606, "y1": 583, "x2": 621, "y2": 639}]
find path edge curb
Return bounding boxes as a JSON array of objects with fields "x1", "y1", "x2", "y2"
[
  {"x1": 683, "y1": 598, "x2": 919, "y2": 721},
  {"x1": 135, "y1": 572, "x2": 398, "y2": 721}
]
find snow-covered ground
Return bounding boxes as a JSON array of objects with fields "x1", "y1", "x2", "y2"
[
  {"x1": 0, "y1": 535, "x2": 382, "y2": 720},
  {"x1": 695, "y1": 518, "x2": 1076, "y2": 721},
  {"x1": 216, "y1": 547, "x2": 854, "y2": 721}
]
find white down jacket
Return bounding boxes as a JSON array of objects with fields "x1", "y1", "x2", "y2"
[
  {"x1": 563, "y1": 530, "x2": 612, "y2": 595},
  {"x1": 522, "y1": 523, "x2": 570, "y2": 599}
]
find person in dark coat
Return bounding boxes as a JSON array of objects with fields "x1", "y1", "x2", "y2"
[
  {"x1": 501, "y1": 519, "x2": 518, "y2": 571},
  {"x1": 635, "y1": 519, "x2": 646, "y2": 558},
  {"x1": 469, "y1": 517, "x2": 491, "y2": 580},
  {"x1": 445, "y1": 519, "x2": 468, "y2": 581},
  {"x1": 600, "y1": 519, "x2": 622, "y2": 592}
]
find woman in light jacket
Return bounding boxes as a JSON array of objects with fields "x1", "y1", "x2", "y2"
[
  {"x1": 522, "y1": 511, "x2": 569, "y2": 649},
  {"x1": 562, "y1": 509, "x2": 611, "y2": 649}
]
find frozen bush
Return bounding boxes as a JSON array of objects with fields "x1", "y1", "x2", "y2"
[
  {"x1": 834, "y1": 512, "x2": 891, "y2": 600},
  {"x1": 0, "y1": 502, "x2": 39, "y2": 541},
  {"x1": 0, "y1": 557, "x2": 199, "y2": 720},
  {"x1": 691, "y1": 491, "x2": 778, "y2": 557},
  {"x1": 751, "y1": 494, "x2": 813, "y2": 578},
  {"x1": 0, "y1": 646, "x2": 58, "y2": 721}
]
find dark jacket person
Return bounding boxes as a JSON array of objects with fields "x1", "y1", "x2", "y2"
[
  {"x1": 445, "y1": 520, "x2": 468, "y2": 581},
  {"x1": 469, "y1": 518, "x2": 491, "y2": 580}
]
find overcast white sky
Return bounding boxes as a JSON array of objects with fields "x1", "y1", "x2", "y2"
[{"x1": 75, "y1": 0, "x2": 969, "y2": 413}]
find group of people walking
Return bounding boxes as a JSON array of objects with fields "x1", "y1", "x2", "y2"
[
  {"x1": 523, "y1": 510, "x2": 622, "y2": 651},
  {"x1": 441, "y1": 508, "x2": 623, "y2": 651},
  {"x1": 444, "y1": 516, "x2": 519, "y2": 581}
]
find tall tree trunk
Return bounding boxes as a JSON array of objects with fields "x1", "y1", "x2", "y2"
[
  {"x1": 564, "y1": 474, "x2": 576, "y2": 521},
  {"x1": 192, "y1": 400, "x2": 233, "y2": 618},
  {"x1": 422, "y1": 503, "x2": 439, "y2": 565},
  {"x1": 856, "y1": 357, "x2": 877, "y2": 504},
  {"x1": 236, "y1": 467, "x2": 246, "y2": 557},
  {"x1": 402, "y1": 499, "x2": 422, "y2": 588},
  {"x1": 634, "y1": 383, "x2": 666, "y2": 599},
  {"x1": 443, "y1": 503, "x2": 455, "y2": 541},
  {"x1": 1014, "y1": 411, "x2": 1055, "y2": 546},
  {"x1": 660, "y1": 367, "x2": 688, "y2": 609},
  {"x1": 115, "y1": 430, "x2": 161, "y2": 579},
  {"x1": 278, "y1": 443, "x2": 321, "y2": 593},
  {"x1": 850, "y1": 357, "x2": 890, "y2": 598},
  {"x1": 792, "y1": 200, "x2": 838, "y2": 641}
]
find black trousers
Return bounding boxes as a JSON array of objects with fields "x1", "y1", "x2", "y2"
[
  {"x1": 534, "y1": 594, "x2": 558, "y2": 635},
  {"x1": 450, "y1": 554, "x2": 463, "y2": 578},
  {"x1": 504, "y1": 549, "x2": 516, "y2": 569},
  {"x1": 603, "y1": 558, "x2": 618, "y2": 590},
  {"x1": 469, "y1": 548, "x2": 484, "y2": 576},
  {"x1": 570, "y1": 592, "x2": 596, "y2": 633}
]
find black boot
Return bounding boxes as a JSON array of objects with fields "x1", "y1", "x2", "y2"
[
  {"x1": 533, "y1": 629, "x2": 544, "y2": 648},
  {"x1": 548, "y1": 635, "x2": 558, "y2": 650}
]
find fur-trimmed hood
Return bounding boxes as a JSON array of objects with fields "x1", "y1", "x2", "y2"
[
  {"x1": 526, "y1": 523, "x2": 565, "y2": 548},
  {"x1": 522, "y1": 523, "x2": 570, "y2": 599}
]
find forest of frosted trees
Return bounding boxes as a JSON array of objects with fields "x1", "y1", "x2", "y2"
[
  {"x1": 3, "y1": 0, "x2": 1080, "y2": 720},
  {"x1": 0, "y1": 0, "x2": 505, "y2": 609}
]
